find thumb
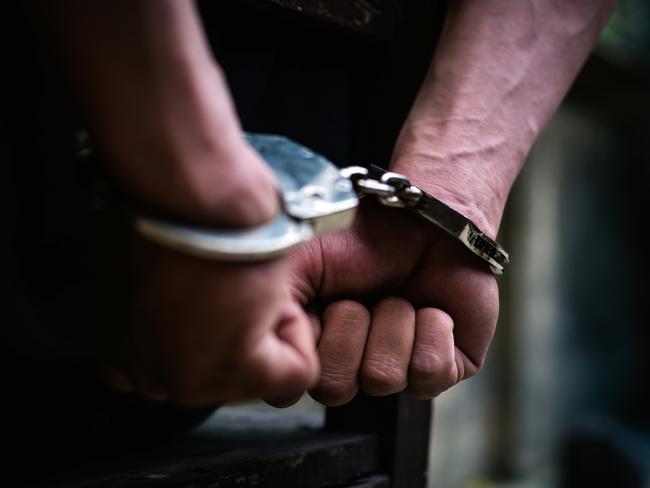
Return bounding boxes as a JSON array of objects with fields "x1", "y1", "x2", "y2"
[{"x1": 260, "y1": 302, "x2": 320, "y2": 407}]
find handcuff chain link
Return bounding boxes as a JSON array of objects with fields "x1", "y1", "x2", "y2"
[
  {"x1": 341, "y1": 166, "x2": 424, "y2": 209},
  {"x1": 340, "y1": 165, "x2": 509, "y2": 275}
]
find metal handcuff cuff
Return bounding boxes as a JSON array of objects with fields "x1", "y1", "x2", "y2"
[{"x1": 133, "y1": 134, "x2": 509, "y2": 274}]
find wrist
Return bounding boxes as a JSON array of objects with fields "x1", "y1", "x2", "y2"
[
  {"x1": 390, "y1": 123, "x2": 520, "y2": 239},
  {"x1": 91, "y1": 67, "x2": 279, "y2": 228},
  {"x1": 115, "y1": 134, "x2": 279, "y2": 229}
]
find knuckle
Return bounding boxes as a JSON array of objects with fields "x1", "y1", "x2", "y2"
[
  {"x1": 288, "y1": 366, "x2": 319, "y2": 393},
  {"x1": 257, "y1": 360, "x2": 316, "y2": 400},
  {"x1": 375, "y1": 296, "x2": 411, "y2": 313},
  {"x1": 459, "y1": 354, "x2": 483, "y2": 380},
  {"x1": 311, "y1": 371, "x2": 358, "y2": 406},
  {"x1": 361, "y1": 358, "x2": 407, "y2": 396},
  {"x1": 409, "y1": 352, "x2": 457, "y2": 392},
  {"x1": 410, "y1": 353, "x2": 449, "y2": 381},
  {"x1": 325, "y1": 300, "x2": 370, "y2": 327},
  {"x1": 418, "y1": 307, "x2": 452, "y2": 325}
]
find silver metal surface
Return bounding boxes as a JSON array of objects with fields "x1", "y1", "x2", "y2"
[
  {"x1": 350, "y1": 165, "x2": 510, "y2": 274},
  {"x1": 246, "y1": 134, "x2": 358, "y2": 235},
  {"x1": 354, "y1": 179, "x2": 396, "y2": 197},
  {"x1": 339, "y1": 166, "x2": 368, "y2": 181},
  {"x1": 135, "y1": 213, "x2": 313, "y2": 261},
  {"x1": 135, "y1": 133, "x2": 359, "y2": 261},
  {"x1": 132, "y1": 134, "x2": 508, "y2": 271}
]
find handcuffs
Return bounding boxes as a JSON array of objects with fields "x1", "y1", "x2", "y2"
[{"x1": 126, "y1": 134, "x2": 509, "y2": 274}]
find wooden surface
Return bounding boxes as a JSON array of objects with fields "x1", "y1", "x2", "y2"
[
  {"x1": 327, "y1": 393, "x2": 433, "y2": 488},
  {"x1": 31, "y1": 406, "x2": 381, "y2": 488},
  {"x1": 24, "y1": 395, "x2": 432, "y2": 488}
]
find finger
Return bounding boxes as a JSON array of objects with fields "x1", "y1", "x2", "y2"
[
  {"x1": 406, "y1": 308, "x2": 458, "y2": 399},
  {"x1": 262, "y1": 303, "x2": 320, "y2": 407},
  {"x1": 360, "y1": 297, "x2": 415, "y2": 397},
  {"x1": 159, "y1": 302, "x2": 318, "y2": 408},
  {"x1": 404, "y1": 238, "x2": 499, "y2": 383},
  {"x1": 424, "y1": 239, "x2": 499, "y2": 378},
  {"x1": 309, "y1": 300, "x2": 371, "y2": 406},
  {"x1": 307, "y1": 311, "x2": 322, "y2": 343}
]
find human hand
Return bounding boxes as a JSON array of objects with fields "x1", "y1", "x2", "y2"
[
  {"x1": 289, "y1": 191, "x2": 499, "y2": 406},
  {"x1": 56, "y1": 0, "x2": 320, "y2": 406},
  {"x1": 95, "y1": 137, "x2": 319, "y2": 408},
  {"x1": 97, "y1": 229, "x2": 319, "y2": 407}
]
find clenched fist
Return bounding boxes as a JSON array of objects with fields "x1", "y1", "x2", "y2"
[{"x1": 289, "y1": 199, "x2": 499, "y2": 406}]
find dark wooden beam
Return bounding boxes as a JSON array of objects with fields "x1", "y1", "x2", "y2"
[
  {"x1": 326, "y1": 393, "x2": 433, "y2": 488},
  {"x1": 251, "y1": 0, "x2": 401, "y2": 38}
]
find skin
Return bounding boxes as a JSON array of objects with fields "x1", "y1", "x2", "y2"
[
  {"x1": 36, "y1": 0, "x2": 615, "y2": 406},
  {"x1": 288, "y1": 203, "x2": 497, "y2": 405},
  {"x1": 38, "y1": 0, "x2": 318, "y2": 406},
  {"x1": 289, "y1": 0, "x2": 617, "y2": 405}
]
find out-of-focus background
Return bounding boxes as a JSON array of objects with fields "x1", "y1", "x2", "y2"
[{"x1": 429, "y1": 1, "x2": 650, "y2": 486}]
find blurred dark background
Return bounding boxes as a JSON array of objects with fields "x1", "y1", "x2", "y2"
[{"x1": 429, "y1": 1, "x2": 650, "y2": 486}]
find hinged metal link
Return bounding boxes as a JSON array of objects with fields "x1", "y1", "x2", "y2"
[
  {"x1": 341, "y1": 165, "x2": 510, "y2": 274},
  {"x1": 341, "y1": 166, "x2": 423, "y2": 208}
]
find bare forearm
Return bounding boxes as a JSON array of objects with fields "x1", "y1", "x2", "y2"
[
  {"x1": 38, "y1": 0, "x2": 276, "y2": 225},
  {"x1": 392, "y1": 0, "x2": 615, "y2": 237},
  {"x1": 46, "y1": 1, "x2": 230, "y2": 132}
]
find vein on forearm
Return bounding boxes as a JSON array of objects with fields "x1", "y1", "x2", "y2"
[{"x1": 392, "y1": 0, "x2": 616, "y2": 233}]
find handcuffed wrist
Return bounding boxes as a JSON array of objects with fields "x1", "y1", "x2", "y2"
[
  {"x1": 390, "y1": 124, "x2": 522, "y2": 239},
  {"x1": 346, "y1": 164, "x2": 509, "y2": 274},
  {"x1": 389, "y1": 159, "x2": 504, "y2": 240}
]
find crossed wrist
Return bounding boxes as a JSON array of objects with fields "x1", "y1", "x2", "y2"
[
  {"x1": 91, "y1": 73, "x2": 279, "y2": 229},
  {"x1": 390, "y1": 126, "x2": 518, "y2": 240},
  {"x1": 388, "y1": 160, "x2": 501, "y2": 240},
  {"x1": 114, "y1": 137, "x2": 279, "y2": 229}
]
